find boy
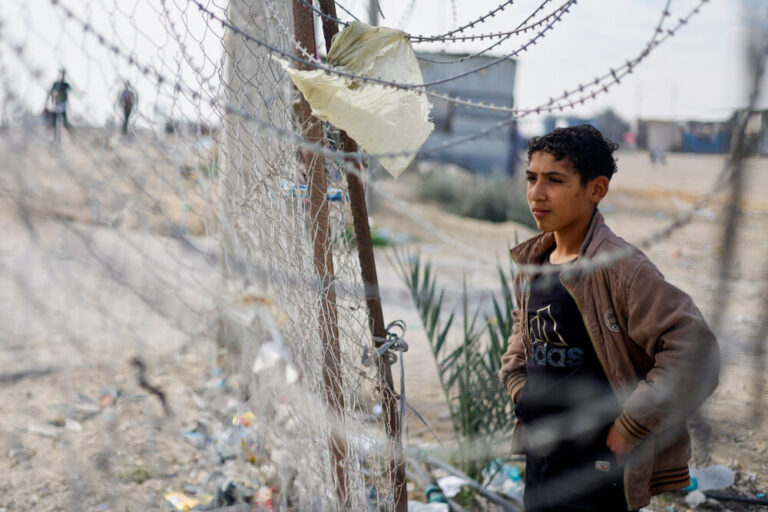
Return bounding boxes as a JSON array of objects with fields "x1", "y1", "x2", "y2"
[{"x1": 499, "y1": 125, "x2": 720, "y2": 511}]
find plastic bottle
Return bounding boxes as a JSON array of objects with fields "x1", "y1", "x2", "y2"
[{"x1": 689, "y1": 465, "x2": 735, "y2": 492}]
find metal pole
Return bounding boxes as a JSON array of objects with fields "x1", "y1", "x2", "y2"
[
  {"x1": 368, "y1": 0, "x2": 378, "y2": 26},
  {"x1": 317, "y1": 3, "x2": 407, "y2": 511},
  {"x1": 291, "y1": 0, "x2": 347, "y2": 507}
]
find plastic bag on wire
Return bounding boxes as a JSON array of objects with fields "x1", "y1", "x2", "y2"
[{"x1": 277, "y1": 21, "x2": 434, "y2": 178}]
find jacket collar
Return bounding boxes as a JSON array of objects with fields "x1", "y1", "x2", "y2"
[{"x1": 510, "y1": 209, "x2": 608, "y2": 268}]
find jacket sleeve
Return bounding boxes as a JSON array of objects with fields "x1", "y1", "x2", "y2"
[
  {"x1": 498, "y1": 277, "x2": 528, "y2": 404},
  {"x1": 614, "y1": 258, "x2": 720, "y2": 442}
]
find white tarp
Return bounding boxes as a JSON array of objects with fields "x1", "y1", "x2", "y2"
[{"x1": 278, "y1": 21, "x2": 433, "y2": 178}]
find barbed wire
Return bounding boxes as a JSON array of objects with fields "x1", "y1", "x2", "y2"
[
  {"x1": 2, "y1": 2, "x2": 767, "y2": 509},
  {"x1": 188, "y1": 0, "x2": 701, "y2": 117},
  {"x1": 5, "y1": 30, "x2": 748, "y2": 302},
  {"x1": 36, "y1": 0, "x2": 704, "y2": 142},
  {"x1": 408, "y1": 0, "x2": 519, "y2": 43},
  {"x1": 414, "y1": 0, "x2": 555, "y2": 44},
  {"x1": 396, "y1": 0, "x2": 418, "y2": 29},
  {"x1": 416, "y1": 0, "x2": 573, "y2": 65},
  {"x1": 4, "y1": 0, "x2": 758, "y2": 385},
  {"x1": 205, "y1": 0, "x2": 574, "y2": 91}
]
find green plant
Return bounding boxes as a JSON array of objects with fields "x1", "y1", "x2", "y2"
[
  {"x1": 416, "y1": 170, "x2": 536, "y2": 229},
  {"x1": 392, "y1": 249, "x2": 517, "y2": 479},
  {"x1": 335, "y1": 224, "x2": 393, "y2": 250}
]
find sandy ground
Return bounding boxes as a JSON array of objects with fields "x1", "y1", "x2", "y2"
[{"x1": 2, "y1": 125, "x2": 768, "y2": 511}]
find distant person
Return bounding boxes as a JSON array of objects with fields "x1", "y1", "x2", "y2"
[
  {"x1": 47, "y1": 68, "x2": 75, "y2": 135},
  {"x1": 649, "y1": 148, "x2": 666, "y2": 165},
  {"x1": 499, "y1": 124, "x2": 720, "y2": 511},
  {"x1": 117, "y1": 80, "x2": 138, "y2": 136}
]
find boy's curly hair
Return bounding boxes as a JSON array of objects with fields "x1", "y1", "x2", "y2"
[{"x1": 527, "y1": 124, "x2": 619, "y2": 185}]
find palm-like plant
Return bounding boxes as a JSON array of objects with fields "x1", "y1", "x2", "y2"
[{"x1": 392, "y1": 250, "x2": 518, "y2": 479}]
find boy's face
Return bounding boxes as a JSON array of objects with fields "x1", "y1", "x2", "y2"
[{"x1": 525, "y1": 151, "x2": 607, "y2": 234}]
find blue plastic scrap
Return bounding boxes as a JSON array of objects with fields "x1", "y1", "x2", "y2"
[{"x1": 281, "y1": 180, "x2": 349, "y2": 202}]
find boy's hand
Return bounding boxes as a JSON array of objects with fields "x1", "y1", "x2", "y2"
[{"x1": 606, "y1": 425, "x2": 638, "y2": 463}]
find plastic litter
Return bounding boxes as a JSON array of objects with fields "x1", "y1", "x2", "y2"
[
  {"x1": 232, "y1": 411, "x2": 256, "y2": 427},
  {"x1": 252, "y1": 342, "x2": 298, "y2": 384},
  {"x1": 689, "y1": 464, "x2": 735, "y2": 491},
  {"x1": 253, "y1": 487, "x2": 275, "y2": 511},
  {"x1": 164, "y1": 491, "x2": 199, "y2": 510},
  {"x1": 277, "y1": 21, "x2": 434, "y2": 178},
  {"x1": 407, "y1": 501, "x2": 449, "y2": 512},
  {"x1": 424, "y1": 484, "x2": 447, "y2": 504},
  {"x1": 685, "y1": 489, "x2": 706, "y2": 508},
  {"x1": 182, "y1": 422, "x2": 209, "y2": 450},
  {"x1": 484, "y1": 460, "x2": 524, "y2": 504},
  {"x1": 436, "y1": 475, "x2": 470, "y2": 498},
  {"x1": 212, "y1": 479, "x2": 260, "y2": 508},
  {"x1": 281, "y1": 180, "x2": 349, "y2": 202}
]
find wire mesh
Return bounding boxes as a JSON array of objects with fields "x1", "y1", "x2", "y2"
[{"x1": 0, "y1": 0, "x2": 766, "y2": 511}]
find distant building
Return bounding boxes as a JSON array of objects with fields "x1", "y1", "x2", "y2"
[
  {"x1": 680, "y1": 120, "x2": 730, "y2": 154},
  {"x1": 417, "y1": 52, "x2": 518, "y2": 175},
  {"x1": 543, "y1": 116, "x2": 597, "y2": 134},
  {"x1": 637, "y1": 120, "x2": 681, "y2": 153}
]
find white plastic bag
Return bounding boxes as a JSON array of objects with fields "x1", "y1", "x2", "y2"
[{"x1": 278, "y1": 22, "x2": 433, "y2": 178}]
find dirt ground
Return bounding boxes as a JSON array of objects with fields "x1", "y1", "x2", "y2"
[
  {"x1": 2, "y1": 126, "x2": 768, "y2": 511},
  {"x1": 372, "y1": 150, "x2": 768, "y2": 511}
]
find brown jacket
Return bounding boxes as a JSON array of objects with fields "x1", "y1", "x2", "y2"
[{"x1": 499, "y1": 210, "x2": 720, "y2": 510}]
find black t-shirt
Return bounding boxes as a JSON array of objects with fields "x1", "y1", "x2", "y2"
[
  {"x1": 51, "y1": 81, "x2": 71, "y2": 104},
  {"x1": 516, "y1": 253, "x2": 620, "y2": 458}
]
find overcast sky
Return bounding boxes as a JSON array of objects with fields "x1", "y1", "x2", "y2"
[
  {"x1": 0, "y1": 0, "x2": 760, "y2": 134},
  {"x1": 356, "y1": 0, "x2": 753, "y2": 131}
]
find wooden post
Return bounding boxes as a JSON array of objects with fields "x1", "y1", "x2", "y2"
[
  {"x1": 317, "y1": 3, "x2": 407, "y2": 511},
  {"x1": 291, "y1": 0, "x2": 347, "y2": 507}
]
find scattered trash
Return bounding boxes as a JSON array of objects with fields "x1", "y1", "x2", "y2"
[
  {"x1": 407, "y1": 501, "x2": 449, "y2": 512},
  {"x1": 689, "y1": 464, "x2": 735, "y2": 491},
  {"x1": 758, "y1": 492, "x2": 766, "y2": 498},
  {"x1": 71, "y1": 400, "x2": 101, "y2": 421},
  {"x1": 212, "y1": 479, "x2": 260, "y2": 507},
  {"x1": 685, "y1": 489, "x2": 707, "y2": 508},
  {"x1": 253, "y1": 486, "x2": 274, "y2": 511},
  {"x1": 252, "y1": 342, "x2": 298, "y2": 384},
  {"x1": 483, "y1": 459, "x2": 525, "y2": 504},
  {"x1": 18, "y1": 424, "x2": 63, "y2": 440},
  {"x1": 436, "y1": 475, "x2": 470, "y2": 498},
  {"x1": 424, "y1": 484, "x2": 447, "y2": 504},
  {"x1": 281, "y1": 180, "x2": 349, "y2": 203},
  {"x1": 183, "y1": 430, "x2": 207, "y2": 450},
  {"x1": 183, "y1": 422, "x2": 209, "y2": 450},
  {"x1": 98, "y1": 388, "x2": 119, "y2": 407},
  {"x1": 64, "y1": 418, "x2": 82, "y2": 432},
  {"x1": 232, "y1": 411, "x2": 256, "y2": 427},
  {"x1": 165, "y1": 491, "x2": 200, "y2": 510},
  {"x1": 422, "y1": 454, "x2": 523, "y2": 510}
]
